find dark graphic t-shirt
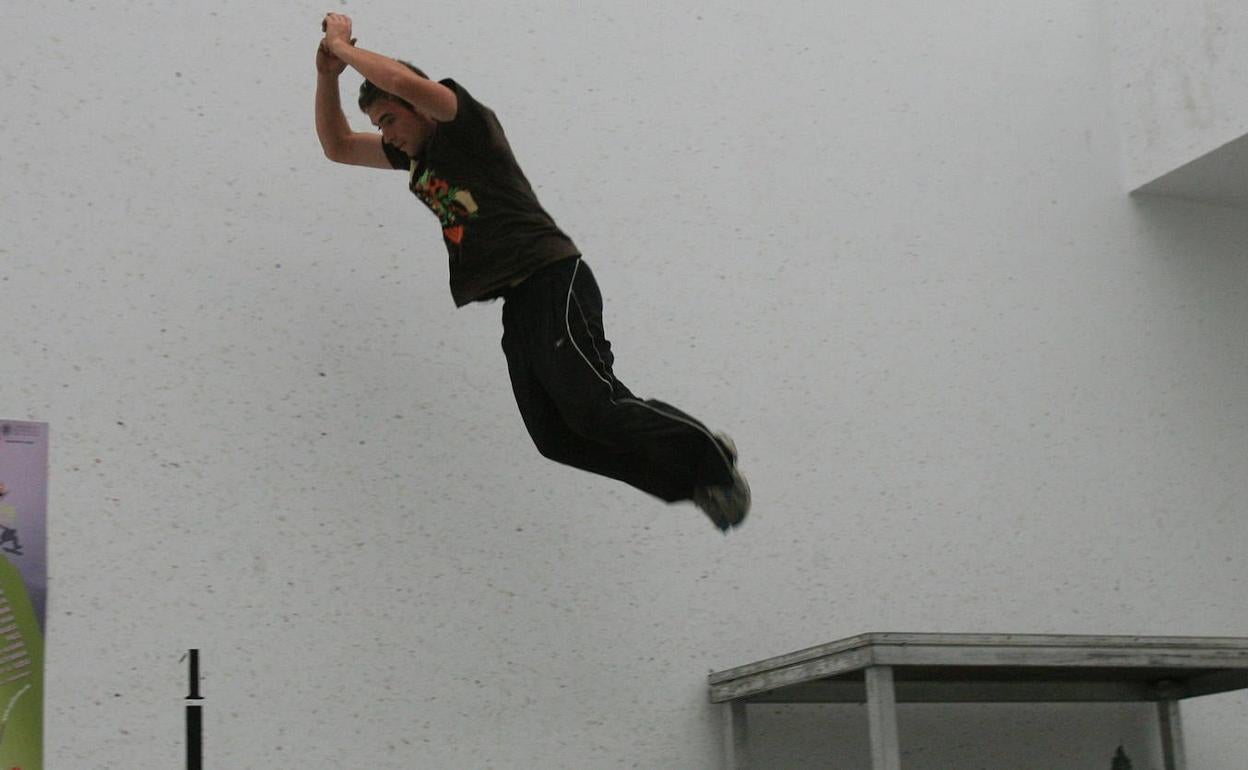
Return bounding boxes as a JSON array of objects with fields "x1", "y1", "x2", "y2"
[{"x1": 383, "y1": 79, "x2": 581, "y2": 307}]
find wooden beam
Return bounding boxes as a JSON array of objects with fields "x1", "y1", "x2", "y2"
[
  {"x1": 743, "y1": 678, "x2": 1157, "y2": 704},
  {"x1": 1158, "y1": 700, "x2": 1187, "y2": 770},
  {"x1": 709, "y1": 647, "x2": 873, "y2": 703},
  {"x1": 725, "y1": 702, "x2": 750, "y2": 770},
  {"x1": 865, "y1": 666, "x2": 901, "y2": 770},
  {"x1": 710, "y1": 634, "x2": 1248, "y2": 685},
  {"x1": 869, "y1": 643, "x2": 1248, "y2": 671}
]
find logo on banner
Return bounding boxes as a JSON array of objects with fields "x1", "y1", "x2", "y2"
[{"x1": 0, "y1": 487, "x2": 18, "y2": 557}]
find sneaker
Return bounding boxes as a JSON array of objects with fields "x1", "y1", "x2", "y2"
[{"x1": 694, "y1": 433, "x2": 751, "y2": 532}]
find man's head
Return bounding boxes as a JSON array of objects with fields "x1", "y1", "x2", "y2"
[{"x1": 359, "y1": 61, "x2": 437, "y2": 157}]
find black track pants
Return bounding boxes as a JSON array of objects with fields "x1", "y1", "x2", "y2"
[{"x1": 500, "y1": 257, "x2": 734, "y2": 502}]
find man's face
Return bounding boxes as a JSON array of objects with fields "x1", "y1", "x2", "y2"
[{"x1": 366, "y1": 98, "x2": 435, "y2": 157}]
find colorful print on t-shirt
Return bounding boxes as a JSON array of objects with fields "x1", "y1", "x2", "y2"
[{"x1": 410, "y1": 161, "x2": 479, "y2": 245}]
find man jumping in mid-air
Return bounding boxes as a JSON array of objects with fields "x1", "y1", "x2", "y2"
[{"x1": 314, "y1": 13, "x2": 750, "y2": 531}]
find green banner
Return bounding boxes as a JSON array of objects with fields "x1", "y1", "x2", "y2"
[{"x1": 0, "y1": 422, "x2": 46, "y2": 770}]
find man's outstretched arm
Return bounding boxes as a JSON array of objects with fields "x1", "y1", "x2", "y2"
[{"x1": 322, "y1": 13, "x2": 458, "y2": 122}]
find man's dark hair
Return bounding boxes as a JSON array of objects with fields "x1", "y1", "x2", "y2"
[{"x1": 359, "y1": 60, "x2": 429, "y2": 112}]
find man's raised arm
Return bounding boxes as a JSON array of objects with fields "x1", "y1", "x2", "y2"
[
  {"x1": 314, "y1": 30, "x2": 392, "y2": 168},
  {"x1": 321, "y1": 13, "x2": 457, "y2": 122}
]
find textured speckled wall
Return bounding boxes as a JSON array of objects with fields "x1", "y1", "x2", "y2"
[
  {"x1": 1105, "y1": 0, "x2": 1248, "y2": 190},
  {"x1": 4, "y1": 0, "x2": 1247, "y2": 768}
]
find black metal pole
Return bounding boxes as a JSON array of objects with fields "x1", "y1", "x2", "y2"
[
  {"x1": 187, "y1": 649, "x2": 203, "y2": 701},
  {"x1": 186, "y1": 649, "x2": 203, "y2": 770},
  {"x1": 186, "y1": 704, "x2": 202, "y2": 770}
]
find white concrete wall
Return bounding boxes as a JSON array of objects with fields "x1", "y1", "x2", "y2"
[
  {"x1": 4, "y1": 0, "x2": 1247, "y2": 767},
  {"x1": 1105, "y1": 0, "x2": 1248, "y2": 191}
]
